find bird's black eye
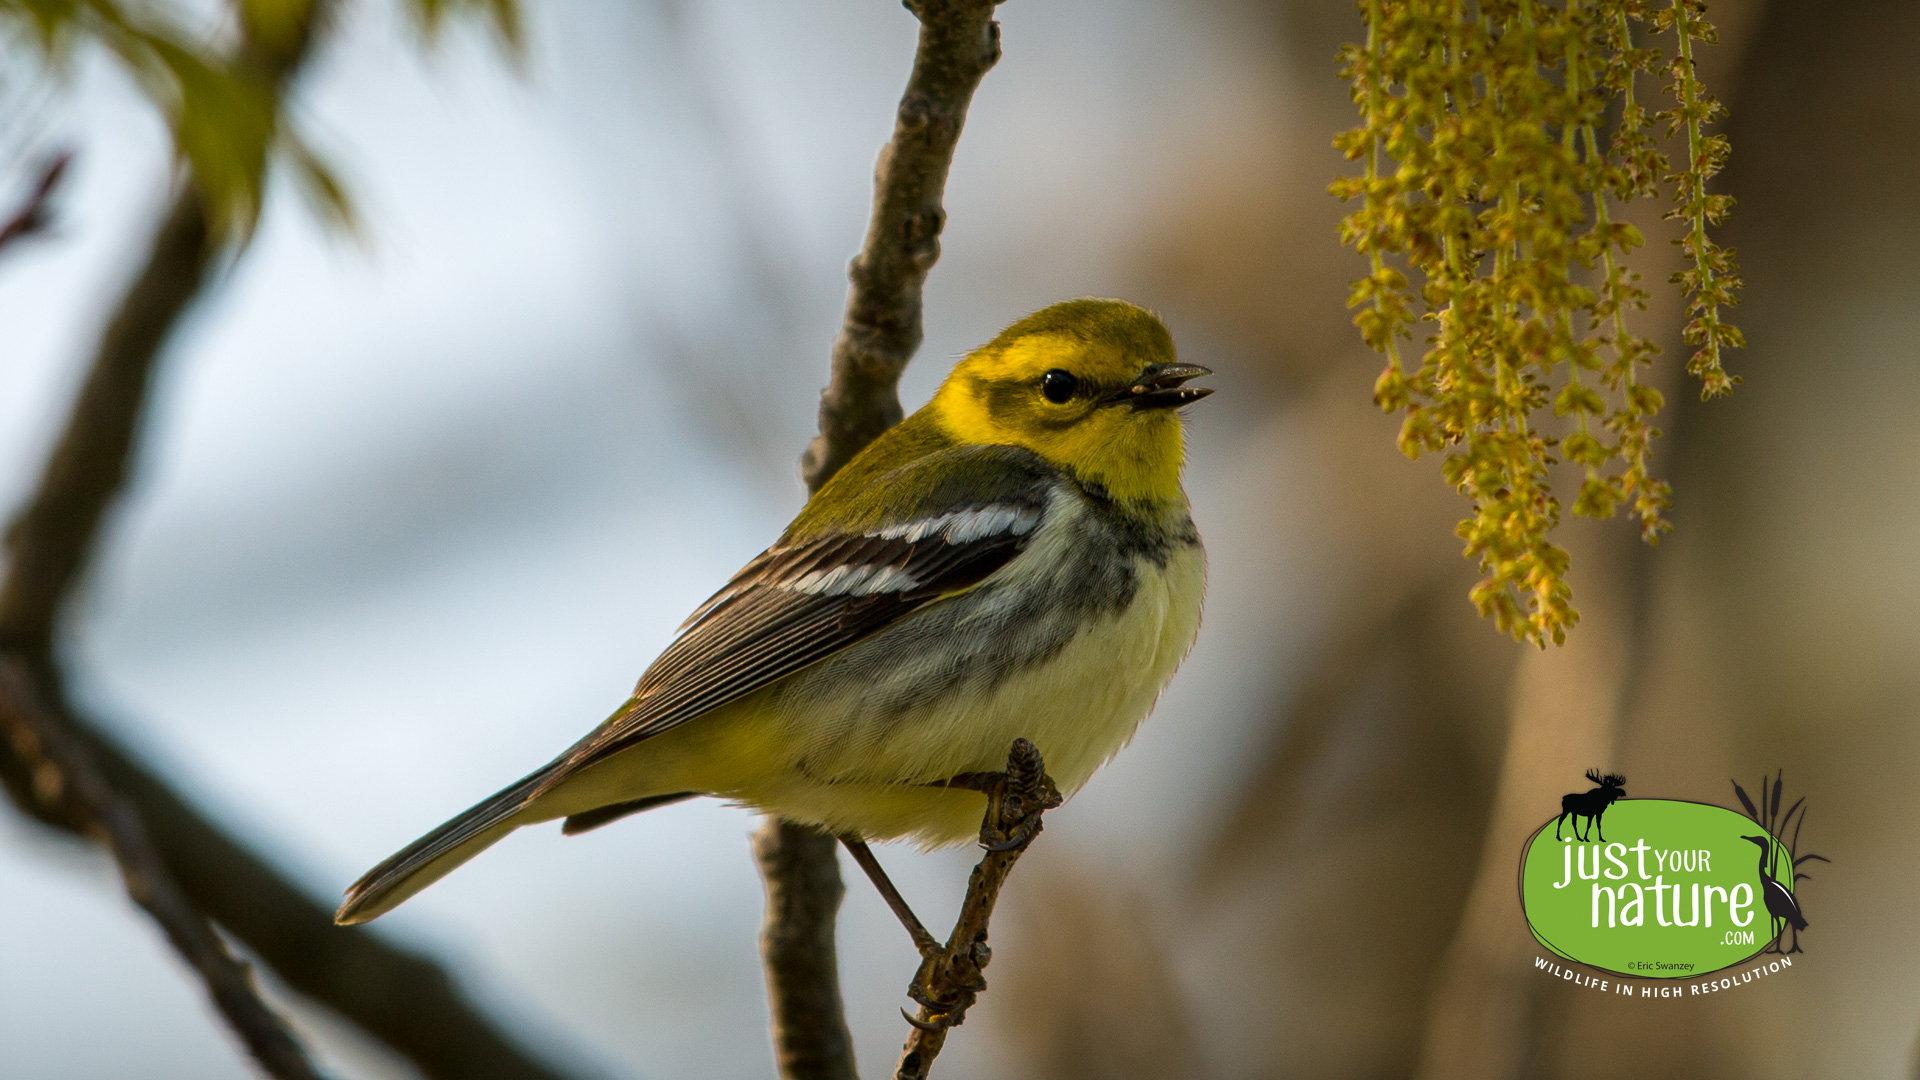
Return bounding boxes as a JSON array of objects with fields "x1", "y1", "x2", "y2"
[{"x1": 1041, "y1": 369, "x2": 1078, "y2": 404}]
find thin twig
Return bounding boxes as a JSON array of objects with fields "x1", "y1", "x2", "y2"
[
  {"x1": 0, "y1": 659, "x2": 329, "y2": 1080},
  {"x1": 761, "y1": 3, "x2": 1006, "y2": 1078},
  {"x1": 22, "y1": 680, "x2": 586, "y2": 1080},
  {"x1": 894, "y1": 738, "x2": 1061, "y2": 1080},
  {"x1": 0, "y1": 151, "x2": 70, "y2": 257}
]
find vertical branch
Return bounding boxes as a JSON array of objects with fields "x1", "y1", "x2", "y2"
[
  {"x1": 763, "y1": 2, "x2": 1005, "y2": 1078},
  {"x1": 798, "y1": 0, "x2": 1005, "y2": 490},
  {"x1": 755, "y1": 822, "x2": 859, "y2": 1080}
]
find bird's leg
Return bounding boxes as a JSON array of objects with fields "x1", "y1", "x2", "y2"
[
  {"x1": 839, "y1": 836, "x2": 941, "y2": 959},
  {"x1": 899, "y1": 739, "x2": 1064, "y2": 1030}
]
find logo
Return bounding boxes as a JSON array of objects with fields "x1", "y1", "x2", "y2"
[{"x1": 1520, "y1": 770, "x2": 1828, "y2": 981}]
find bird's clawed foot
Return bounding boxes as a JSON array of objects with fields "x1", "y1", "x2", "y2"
[
  {"x1": 938, "y1": 737, "x2": 1063, "y2": 853},
  {"x1": 892, "y1": 738, "x2": 1060, "y2": 1032},
  {"x1": 903, "y1": 934, "x2": 990, "y2": 1031}
]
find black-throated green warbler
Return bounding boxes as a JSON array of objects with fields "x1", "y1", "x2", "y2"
[{"x1": 336, "y1": 298, "x2": 1211, "y2": 924}]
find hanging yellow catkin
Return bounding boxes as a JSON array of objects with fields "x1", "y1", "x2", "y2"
[{"x1": 1333, "y1": 0, "x2": 1740, "y2": 647}]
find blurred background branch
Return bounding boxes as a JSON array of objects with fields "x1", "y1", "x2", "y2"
[
  {"x1": 0, "y1": 658, "x2": 330, "y2": 1080},
  {"x1": 0, "y1": 0, "x2": 587, "y2": 1078},
  {"x1": 8, "y1": 0, "x2": 1920, "y2": 1077},
  {"x1": 0, "y1": 151, "x2": 67, "y2": 255}
]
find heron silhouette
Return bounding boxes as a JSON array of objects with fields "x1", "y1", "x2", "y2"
[
  {"x1": 1731, "y1": 771, "x2": 1828, "y2": 955},
  {"x1": 1741, "y1": 834, "x2": 1807, "y2": 954}
]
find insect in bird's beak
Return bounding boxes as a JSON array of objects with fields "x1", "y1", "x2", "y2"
[{"x1": 1109, "y1": 363, "x2": 1214, "y2": 410}]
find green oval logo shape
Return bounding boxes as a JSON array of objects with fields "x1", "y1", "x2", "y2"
[{"x1": 1520, "y1": 799, "x2": 1795, "y2": 978}]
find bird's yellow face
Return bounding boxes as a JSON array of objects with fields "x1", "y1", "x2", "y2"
[{"x1": 929, "y1": 300, "x2": 1211, "y2": 504}]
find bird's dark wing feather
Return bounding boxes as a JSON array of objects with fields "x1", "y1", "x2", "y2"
[
  {"x1": 530, "y1": 476, "x2": 1052, "y2": 800},
  {"x1": 334, "y1": 446, "x2": 1056, "y2": 922}
]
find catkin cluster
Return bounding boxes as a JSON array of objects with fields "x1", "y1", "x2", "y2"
[{"x1": 1333, "y1": 0, "x2": 1740, "y2": 646}]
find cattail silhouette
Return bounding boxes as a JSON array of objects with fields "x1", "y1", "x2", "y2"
[{"x1": 1732, "y1": 771, "x2": 1829, "y2": 954}]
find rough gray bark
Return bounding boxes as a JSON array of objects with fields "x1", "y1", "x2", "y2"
[
  {"x1": 762, "y1": 3, "x2": 1006, "y2": 1078},
  {"x1": 756, "y1": 822, "x2": 860, "y2": 1080},
  {"x1": 798, "y1": 0, "x2": 1006, "y2": 490}
]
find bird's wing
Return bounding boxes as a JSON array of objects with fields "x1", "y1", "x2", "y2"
[
  {"x1": 336, "y1": 447, "x2": 1059, "y2": 923},
  {"x1": 531, "y1": 444, "x2": 1058, "y2": 797}
]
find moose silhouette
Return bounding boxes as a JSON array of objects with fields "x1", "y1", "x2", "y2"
[{"x1": 1554, "y1": 769, "x2": 1627, "y2": 842}]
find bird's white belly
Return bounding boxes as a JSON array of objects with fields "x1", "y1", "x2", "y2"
[{"x1": 729, "y1": 538, "x2": 1206, "y2": 845}]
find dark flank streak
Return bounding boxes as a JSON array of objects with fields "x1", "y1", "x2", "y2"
[{"x1": 780, "y1": 466, "x2": 1196, "y2": 742}]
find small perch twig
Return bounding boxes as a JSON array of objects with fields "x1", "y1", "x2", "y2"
[
  {"x1": 893, "y1": 738, "x2": 1062, "y2": 1080},
  {"x1": 0, "y1": 658, "x2": 330, "y2": 1080}
]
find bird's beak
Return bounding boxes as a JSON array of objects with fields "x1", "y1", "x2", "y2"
[{"x1": 1111, "y1": 363, "x2": 1214, "y2": 410}]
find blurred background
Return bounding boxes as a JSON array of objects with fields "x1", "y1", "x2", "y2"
[{"x1": 1, "y1": 0, "x2": 1915, "y2": 1077}]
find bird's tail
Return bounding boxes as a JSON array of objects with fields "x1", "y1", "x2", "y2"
[{"x1": 335, "y1": 766, "x2": 556, "y2": 925}]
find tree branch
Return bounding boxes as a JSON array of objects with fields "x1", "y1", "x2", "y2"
[
  {"x1": 762, "y1": 3, "x2": 1005, "y2": 1077},
  {"x1": 0, "y1": 4, "x2": 592, "y2": 1078},
  {"x1": 892, "y1": 740, "x2": 1059, "y2": 1080},
  {"x1": 7, "y1": 677, "x2": 587, "y2": 1080},
  {"x1": 0, "y1": 183, "x2": 213, "y2": 657},
  {"x1": 798, "y1": 0, "x2": 1005, "y2": 490},
  {"x1": 755, "y1": 821, "x2": 860, "y2": 1080},
  {"x1": 0, "y1": 152, "x2": 70, "y2": 258},
  {"x1": 0, "y1": 0, "x2": 331, "y2": 657},
  {"x1": 0, "y1": 658, "x2": 330, "y2": 1080}
]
